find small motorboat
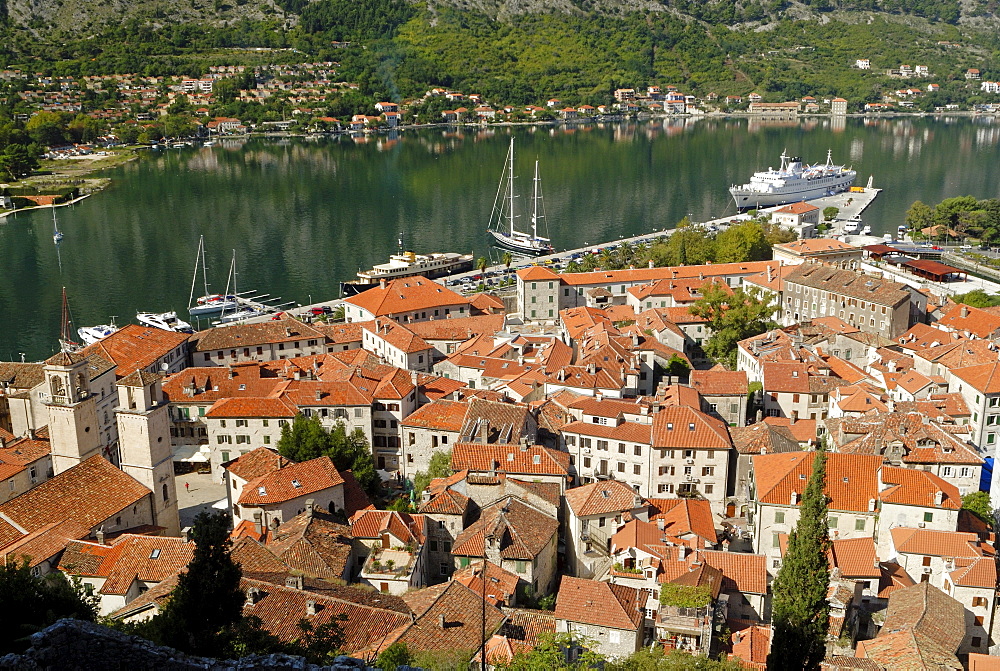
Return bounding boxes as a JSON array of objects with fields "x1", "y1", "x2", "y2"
[
  {"x1": 137, "y1": 311, "x2": 194, "y2": 333},
  {"x1": 78, "y1": 323, "x2": 120, "y2": 345}
]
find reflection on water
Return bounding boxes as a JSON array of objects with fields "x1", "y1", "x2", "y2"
[{"x1": 3, "y1": 117, "x2": 1000, "y2": 360}]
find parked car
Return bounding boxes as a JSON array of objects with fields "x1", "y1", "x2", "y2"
[{"x1": 309, "y1": 306, "x2": 333, "y2": 315}]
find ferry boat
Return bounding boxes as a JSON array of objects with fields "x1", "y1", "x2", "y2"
[
  {"x1": 487, "y1": 138, "x2": 555, "y2": 256},
  {"x1": 730, "y1": 150, "x2": 856, "y2": 209},
  {"x1": 340, "y1": 244, "x2": 474, "y2": 296},
  {"x1": 137, "y1": 311, "x2": 194, "y2": 333}
]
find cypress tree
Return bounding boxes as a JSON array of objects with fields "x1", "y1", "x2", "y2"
[{"x1": 767, "y1": 450, "x2": 832, "y2": 671}]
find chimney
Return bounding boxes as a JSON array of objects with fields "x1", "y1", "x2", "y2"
[
  {"x1": 306, "y1": 499, "x2": 315, "y2": 517},
  {"x1": 656, "y1": 518, "x2": 665, "y2": 531},
  {"x1": 868, "y1": 498, "x2": 876, "y2": 512},
  {"x1": 95, "y1": 530, "x2": 105, "y2": 545},
  {"x1": 648, "y1": 259, "x2": 654, "y2": 269},
  {"x1": 733, "y1": 631, "x2": 742, "y2": 644},
  {"x1": 595, "y1": 391, "x2": 603, "y2": 402},
  {"x1": 306, "y1": 600, "x2": 317, "y2": 616},
  {"x1": 227, "y1": 369, "x2": 235, "y2": 379},
  {"x1": 181, "y1": 526, "x2": 192, "y2": 543},
  {"x1": 479, "y1": 419, "x2": 490, "y2": 443},
  {"x1": 790, "y1": 492, "x2": 798, "y2": 505},
  {"x1": 285, "y1": 327, "x2": 293, "y2": 337},
  {"x1": 766, "y1": 265, "x2": 774, "y2": 283},
  {"x1": 934, "y1": 490, "x2": 943, "y2": 506},
  {"x1": 790, "y1": 412, "x2": 797, "y2": 426},
  {"x1": 438, "y1": 614, "x2": 447, "y2": 629},
  {"x1": 314, "y1": 389, "x2": 322, "y2": 401},
  {"x1": 960, "y1": 305, "x2": 969, "y2": 318},
  {"x1": 286, "y1": 575, "x2": 304, "y2": 590},
  {"x1": 380, "y1": 278, "x2": 387, "y2": 289},
  {"x1": 253, "y1": 512, "x2": 263, "y2": 535}
]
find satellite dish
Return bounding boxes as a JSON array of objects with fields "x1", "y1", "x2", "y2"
[{"x1": 160, "y1": 363, "x2": 169, "y2": 372}]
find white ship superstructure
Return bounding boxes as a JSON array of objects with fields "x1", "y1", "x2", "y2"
[{"x1": 730, "y1": 150, "x2": 856, "y2": 209}]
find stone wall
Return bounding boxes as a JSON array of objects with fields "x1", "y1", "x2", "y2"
[{"x1": 0, "y1": 619, "x2": 376, "y2": 670}]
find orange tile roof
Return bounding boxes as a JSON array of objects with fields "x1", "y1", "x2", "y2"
[
  {"x1": 829, "y1": 537, "x2": 880, "y2": 579},
  {"x1": 206, "y1": 396, "x2": 297, "y2": 418},
  {"x1": 730, "y1": 625, "x2": 771, "y2": 670},
  {"x1": 647, "y1": 498, "x2": 717, "y2": 547},
  {"x1": 224, "y1": 447, "x2": 290, "y2": 482},
  {"x1": 265, "y1": 508, "x2": 354, "y2": 580},
  {"x1": 349, "y1": 510, "x2": 426, "y2": 546},
  {"x1": 0, "y1": 456, "x2": 150, "y2": 534},
  {"x1": 81, "y1": 324, "x2": 190, "y2": 375},
  {"x1": 344, "y1": 276, "x2": 470, "y2": 317},
  {"x1": 391, "y1": 581, "x2": 505, "y2": 653},
  {"x1": 0, "y1": 519, "x2": 89, "y2": 568},
  {"x1": 407, "y1": 314, "x2": 506, "y2": 341},
  {"x1": 554, "y1": 576, "x2": 644, "y2": 630},
  {"x1": 516, "y1": 266, "x2": 559, "y2": 282},
  {"x1": 700, "y1": 550, "x2": 768, "y2": 595},
  {"x1": 238, "y1": 456, "x2": 345, "y2": 506},
  {"x1": 889, "y1": 527, "x2": 988, "y2": 559},
  {"x1": 774, "y1": 238, "x2": 858, "y2": 254},
  {"x1": 451, "y1": 443, "x2": 569, "y2": 478},
  {"x1": 557, "y1": 261, "x2": 777, "y2": 287},
  {"x1": 651, "y1": 406, "x2": 731, "y2": 449},
  {"x1": 565, "y1": 480, "x2": 643, "y2": 518},
  {"x1": 452, "y1": 560, "x2": 519, "y2": 606},
  {"x1": 560, "y1": 420, "x2": 652, "y2": 444},
  {"x1": 59, "y1": 534, "x2": 194, "y2": 595},
  {"x1": 752, "y1": 452, "x2": 882, "y2": 512},
  {"x1": 689, "y1": 369, "x2": 749, "y2": 396},
  {"x1": 762, "y1": 361, "x2": 810, "y2": 393},
  {"x1": 362, "y1": 318, "x2": 431, "y2": 354},
  {"x1": 879, "y1": 466, "x2": 961, "y2": 510},
  {"x1": 950, "y1": 360, "x2": 1000, "y2": 394},
  {"x1": 935, "y1": 303, "x2": 1000, "y2": 338},
  {"x1": 190, "y1": 318, "x2": 327, "y2": 351},
  {"x1": 401, "y1": 399, "x2": 468, "y2": 432},
  {"x1": 949, "y1": 556, "x2": 997, "y2": 588},
  {"x1": 452, "y1": 496, "x2": 558, "y2": 561}
]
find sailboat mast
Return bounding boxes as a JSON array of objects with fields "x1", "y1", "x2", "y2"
[
  {"x1": 531, "y1": 160, "x2": 541, "y2": 239},
  {"x1": 508, "y1": 138, "x2": 516, "y2": 236},
  {"x1": 201, "y1": 237, "x2": 211, "y2": 297},
  {"x1": 187, "y1": 236, "x2": 203, "y2": 311},
  {"x1": 220, "y1": 251, "x2": 236, "y2": 319}
]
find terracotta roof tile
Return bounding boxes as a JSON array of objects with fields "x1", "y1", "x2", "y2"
[
  {"x1": 266, "y1": 508, "x2": 354, "y2": 580},
  {"x1": 879, "y1": 466, "x2": 961, "y2": 510},
  {"x1": 729, "y1": 624, "x2": 771, "y2": 670},
  {"x1": 554, "y1": 576, "x2": 644, "y2": 630},
  {"x1": 344, "y1": 276, "x2": 470, "y2": 317},
  {"x1": 81, "y1": 324, "x2": 190, "y2": 374},
  {"x1": 784, "y1": 264, "x2": 909, "y2": 306},
  {"x1": 224, "y1": 447, "x2": 289, "y2": 482},
  {"x1": 0, "y1": 519, "x2": 90, "y2": 568},
  {"x1": 401, "y1": 400, "x2": 468, "y2": 432},
  {"x1": 452, "y1": 496, "x2": 557, "y2": 560},
  {"x1": 350, "y1": 510, "x2": 426, "y2": 546},
  {"x1": 752, "y1": 453, "x2": 882, "y2": 512},
  {"x1": 646, "y1": 498, "x2": 717, "y2": 547},
  {"x1": 879, "y1": 582, "x2": 965, "y2": 652},
  {"x1": 565, "y1": 480, "x2": 644, "y2": 518},
  {"x1": 700, "y1": 550, "x2": 768, "y2": 595},
  {"x1": 452, "y1": 560, "x2": 519, "y2": 606},
  {"x1": 238, "y1": 456, "x2": 345, "y2": 506},
  {"x1": 451, "y1": 443, "x2": 569, "y2": 478},
  {"x1": 561, "y1": 420, "x2": 652, "y2": 444},
  {"x1": 651, "y1": 406, "x2": 731, "y2": 449},
  {"x1": 206, "y1": 396, "x2": 297, "y2": 418},
  {"x1": 829, "y1": 537, "x2": 880, "y2": 579},
  {"x1": 392, "y1": 581, "x2": 505, "y2": 653},
  {"x1": 59, "y1": 534, "x2": 194, "y2": 595},
  {"x1": 689, "y1": 369, "x2": 749, "y2": 396},
  {"x1": 0, "y1": 456, "x2": 150, "y2": 534},
  {"x1": 190, "y1": 320, "x2": 326, "y2": 352},
  {"x1": 890, "y1": 527, "x2": 989, "y2": 559},
  {"x1": 407, "y1": 314, "x2": 506, "y2": 341}
]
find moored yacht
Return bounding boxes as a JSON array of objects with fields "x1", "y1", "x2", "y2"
[
  {"x1": 77, "y1": 322, "x2": 119, "y2": 345},
  {"x1": 137, "y1": 311, "x2": 194, "y2": 333}
]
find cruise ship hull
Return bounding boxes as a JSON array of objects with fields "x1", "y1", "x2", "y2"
[{"x1": 730, "y1": 175, "x2": 856, "y2": 209}]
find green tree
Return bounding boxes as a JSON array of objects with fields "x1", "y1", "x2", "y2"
[
  {"x1": 768, "y1": 450, "x2": 831, "y2": 671},
  {"x1": 904, "y1": 200, "x2": 934, "y2": 234},
  {"x1": 664, "y1": 353, "x2": 690, "y2": 380},
  {"x1": 689, "y1": 283, "x2": 779, "y2": 369},
  {"x1": 376, "y1": 641, "x2": 414, "y2": 670},
  {"x1": 277, "y1": 413, "x2": 331, "y2": 462},
  {"x1": 961, "y1": 491, "x2": 995, "y2": 528},
  {"x1": 715, "y1": 221, "x2": 771, "y2": 263},
  {"x1": 412, "y1": 449, "x2": 452, "y2": 495},
  {"x1": 142, "y1": 511, "x2": 246, "y2": 656},
  {"x1": 24, "y1": 111, "x2": 67, "y2": 146},
  {"x1": 497, "y1": 632, "x2": 605, "y2": 670},
  {"x1": 0, "y1": 559, "x2": 98, "y2": 653},
  {"x1": 952, "y1": 289, "x2": 1000, "y2": 308},
  {"x1": 822, "y1": 206, "x2": 839, "y2": 222},
  {"x1": 0, "y1": 143, "x2": 40, "y2": 182},
  {"x1": 606, "y1": 647, "x2": 746, "y2": 670},
  {"x1": 477, "y1": 257, "x2": 488, "y2": 275},
  {"x1": 648, "y1": 228, "x2": 716, "y2": 267}
]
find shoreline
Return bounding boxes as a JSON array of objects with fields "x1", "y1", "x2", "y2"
[
  {"x1": 2, "y1": 110, "x2": 994, "y2": 212},
  {"x1": 0, "y1": 193, "x2": 93, "y2": 220}
]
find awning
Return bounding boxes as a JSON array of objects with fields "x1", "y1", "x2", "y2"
[{"x1": 172, "y1": 444, "x2": 211, "y2": 462}]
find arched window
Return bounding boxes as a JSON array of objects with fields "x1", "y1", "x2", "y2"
[{"x1": 162, "y1": 483, "x2": 169, "y2": 502}]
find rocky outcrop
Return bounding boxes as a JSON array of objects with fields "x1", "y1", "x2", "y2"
[{"x1": 0, "y1": 619, "x2": 375, "y2": 671}]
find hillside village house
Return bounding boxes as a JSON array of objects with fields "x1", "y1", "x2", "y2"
[
  {"x1": 555, "y1": 576, "x2": 646, "y2": 659},
  {"x1": 564, "y1": 480, "x2": 648, "y2": 578}
]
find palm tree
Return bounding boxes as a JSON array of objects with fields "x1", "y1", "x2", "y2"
[
  {"x1": 502, "y1": 251, "x2": 513, "y2": 286},
  {"x1": 477, "y1": 257, "x2": 488, "y2": 276}
]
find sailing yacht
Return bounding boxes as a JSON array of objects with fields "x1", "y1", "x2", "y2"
[
  {"x1": 52, "y1": 207, "x2": 64, "y2": 243},
  {"x1": 213, "y1": 250, "x2": 265, "y2": 325},
  {"x1": 487, "y1": 138, "x2": 554, "y2": 256},
  {"x1": 187, "y1": 235, "x2": 238, "y2": 316}
]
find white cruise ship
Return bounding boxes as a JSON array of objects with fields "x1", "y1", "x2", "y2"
[
  {"x1": 341, "y1": 249, "x2": 473, "y2": 296},
  {"x1": 730, "y1": 150, "x2": 856, "y2": 209}
]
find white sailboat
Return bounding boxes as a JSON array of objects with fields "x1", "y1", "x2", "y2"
[
  {"x1": 213, "y1": 251, "x2": 265, "y2": 325},
  {"x1": 52, "y1": 207, "x2": 64, "y2": 243},
  {"x1": 487, "y1": 138, "x2": 554, "y2": 256},
  {"x1": 187, "y1": 235, "x2": 238, "y2": 316}
]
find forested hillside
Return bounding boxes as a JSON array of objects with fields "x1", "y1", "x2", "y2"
[{"x1": 1, "y1": 0, "x2": 999, "y2": 110}]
